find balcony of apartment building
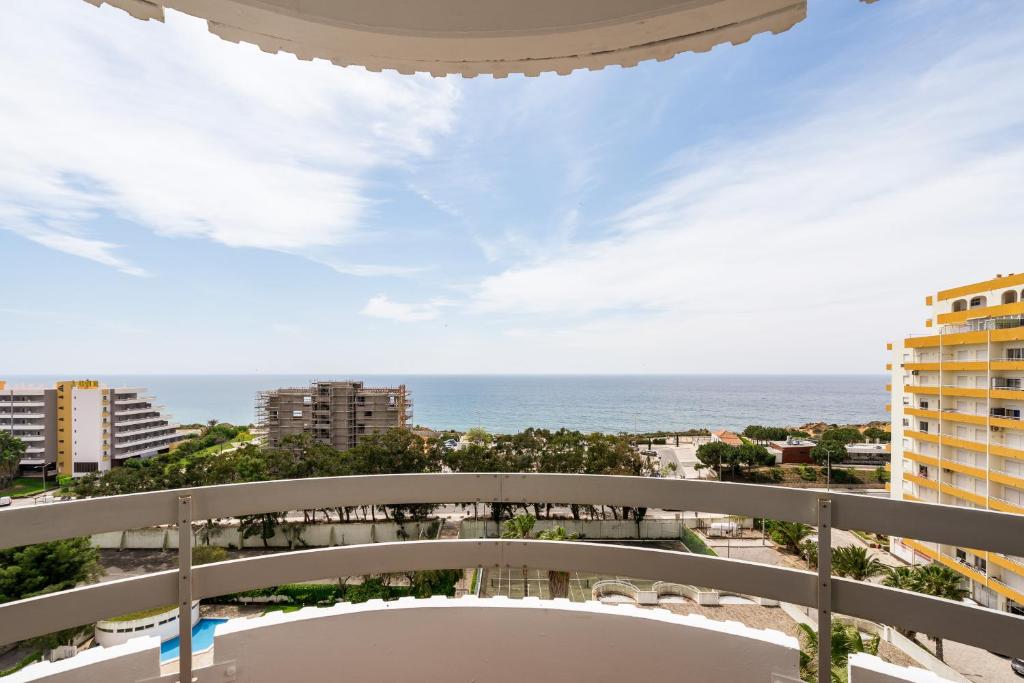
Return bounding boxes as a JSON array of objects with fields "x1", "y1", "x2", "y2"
[
  {"x1": 115, "y1": 414, "x2": 165, "y2": 428},
  {"x1": 114, "y1": 405, "x2": 164, "y2": 417},
  {"x1": 114, "y1": 395, "x2": 156, "y2": 406},
  {"x1": 2, "y1": 475, "x2": 1024, "y2": 683},
  {"x1": 113, "y1": 423, "x2": 174, "y2": 440}
]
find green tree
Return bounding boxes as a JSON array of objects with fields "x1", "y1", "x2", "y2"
[
  {"x1": 502, "y1": 513, "x2": 537, "y2": 596},
  {"x1": 766, "y1": 520, "x2": 813, "y2": 555},
  {"x1": 911, "y1": 564, "x2": 969, "y2": 661},
  {"x1": 0, "y1": 538, "x2": 102, "y2": 602},
  {"x1": 798, "y1": 621, "x2": 879, "y2": 682},
  {"x1": 831, "y1": 545, "x2": 887, "y2": 581},
  {"x1": 862, "y1": 427, "x2": 891, "y2": 443},
  {"x1": 819, "y1": 427, "x2": 865, "y2": 445},
  {"x1": 881, "y1": 566, "x2": 919, "y2": 638},
  {"x1": 810, "y1": 440, "x2": 848, "y2": 477},
  {"x1": 537, "y1": 525, "x2": 578, "y2": 598},
  {"x1": 464, "y1": 427, "x2": 493, "y2": 446},
  {"x1": 410, "y1": 569, "x2": 461, "y2": 598},
  {"x1": 696, "y1": 441, "x2": 737, "y2": 479},
  {"x1": 0, "y1": 431, "x2": 27, "y2": 489}
]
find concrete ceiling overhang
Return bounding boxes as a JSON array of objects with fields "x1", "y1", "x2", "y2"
[{"x1": 82, "y1": 0, "x2": 811, "y2": 76}]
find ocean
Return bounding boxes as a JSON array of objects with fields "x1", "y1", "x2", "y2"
[{"x1": 5, "y1": 375, "x2": 889, "y2": 434}]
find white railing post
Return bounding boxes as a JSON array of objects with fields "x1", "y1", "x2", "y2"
[
  {"x1": 817, "y1": 497, "x2": 832, "y2": 683},
  {"x1": 178, "y1": 495, "x2": 193, "y2": 683}
]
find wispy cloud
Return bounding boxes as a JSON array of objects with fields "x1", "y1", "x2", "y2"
[
  {"x1": 0, "y1": 1, "x2": 459, "y2": 273},
  {"x1": 469, "y1": 27, "x2": 1024, "y2": 321},
  {"x1": 361, "y1": 295, "x2": 454, "y2": 322}
]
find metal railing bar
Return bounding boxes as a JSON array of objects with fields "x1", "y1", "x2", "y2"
[
  {"x1": 2, "y1": 539, "x2": 1022, "y2": 658},
  {"x1": 0, "y1": 475, "x2": 1016, "y2": 556},
  {"x1": 832, "y1": 578, "x2": 1023, "y2": 658},
  {"x1": 4, "y1": 474, "x2": 1024, "y2": 557},
  {"x1": 0, "y1": 570, "x2": 177, "y2": 647},
  {"x1": 817, "y1": 498, "x2": 832, "y2": 683},
  {"x1": 177, "y1": 496, "x2": 193, "y2": 683},
  {"x1": 0, "y1": 540, "x2": 815, "y2": 647}
]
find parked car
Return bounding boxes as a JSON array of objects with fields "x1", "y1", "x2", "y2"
[
  {"x1": 0, "y1": 496, "x2": 12, "y2": 507},
  {"x1": 1011, "y1": 657, "x2": 1024, "y2": 677}
]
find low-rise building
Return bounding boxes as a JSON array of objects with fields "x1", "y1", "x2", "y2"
[
  {"x1": 711, "y1": 429, "x2": 743, "y2": 447},
  {"x1": 844, "y1": 442, "x2": 890, "y2": 465},
  {"x1": 767, "y1": 438, "x2": 816, "y2": 464}
]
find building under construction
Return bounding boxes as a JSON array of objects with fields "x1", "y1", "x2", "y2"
[{"x1": 257, "y1": 380, "x2": 410, "y2": 451}]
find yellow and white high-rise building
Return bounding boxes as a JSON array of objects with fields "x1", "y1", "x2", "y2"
[
  {"x1": 0, "y1": 379, "x2": 183, "y2": 478},
  {"x1": 889, "y1": 273, "x2": 1024, "y2": 614}
]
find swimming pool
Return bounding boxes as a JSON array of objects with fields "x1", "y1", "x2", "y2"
[{"x1": 160, "y1": 618, "x2": 228, "y2": 662}]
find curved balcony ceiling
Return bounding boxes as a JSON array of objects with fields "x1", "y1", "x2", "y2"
[{"x1": 85, "y1": 0, "x2": 808, "y2": 76}]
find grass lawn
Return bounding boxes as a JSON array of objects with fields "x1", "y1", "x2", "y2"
[
  {"x1": 191, "y1": 433, "x2": 253, "y2": 458},
  {"x1": 0, "y1": 477, "x2": 48, "y2": 498}
]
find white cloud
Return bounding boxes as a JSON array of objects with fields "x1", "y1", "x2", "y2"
[
  {"x1": 0, "y1": 1, "x2": 459, "y2": 272},
  {"x1": 361, "y1": 295, "x2": 453, "y2": 322},
  {"x1": 468, "y1": 30, "x2": 1024, "y2": 328}
]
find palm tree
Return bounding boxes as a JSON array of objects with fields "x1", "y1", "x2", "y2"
[
  {"x1": 768, "y1": 520, "x2": 813, "y2": 555},
  {"x1": 831, "y1": 545, "x2": 887, "y2": 581},
  {"x1": 912, "y1": 564, "x2": 969, "y2": 662},
  {"x1": 537, "y1": 525, "x2": 578, "y2": 599},
  {"x1": 881, "y1": 566, "x2": 919, "y2": 638},
  {"x1": 0, "y1": 431, "x2": 27, "y2": 489},
  {"x1": 798, "y1": 622, "x2": 880, "y2": 682},
  {"x1": 501, "y1": 513, "x2": 536, "y2": 596}
]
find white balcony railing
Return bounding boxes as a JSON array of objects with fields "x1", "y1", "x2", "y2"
[{"x1": 1, "y1": 474, "x2": 1023, "y2": 683}]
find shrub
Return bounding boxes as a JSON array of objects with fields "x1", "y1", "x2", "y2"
[
  {"x1": 192, "y1": 545, "x2": 228, "y2": 565},
  {"x1": 797, "y1": 465, "x2": 818, "y2": 482},
  {"x1": 681, "y1": 527, "x2": 717, "y2": 556},
  {"x1": 875, "y1": 466, "x2": 890, "y2": 484}
]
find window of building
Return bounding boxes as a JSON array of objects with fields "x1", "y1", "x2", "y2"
[
  {"x1": 952, "y1": 299, "x2": 967, "y2": 312},
  {"x1": 364, "y1": 411, "x2": 373, "y2": 417},
  {"x1": 303, "y1": 396, "x2": 312, "y2": 404},
  {"x1": 969, "y1": 296, "x2": 987, "y2": 308},
  {"x1": 1008, "y1": 348, "x2": 1024, "y2": 360},
  {"x1": 919, "y1": 421, "x2": 929, "y2": 433},
  {"x1": 1003, "y1": 290, "x2": 1019, "y2": 305},
  {"x1": 919, "y1": 400, "x2": 929, "y2": 410},
  {"x1": 292, "y1": 410, "x2": 303, "y2": 418},
  {"x1": 918, "y1": 465, "x2": 929, "y2": 478},
  {"x1": 73, "y1": 462, "x2": 99, "y2": 473}
]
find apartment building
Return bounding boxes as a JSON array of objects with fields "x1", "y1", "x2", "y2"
[
  {"x1": 0, "y1": 382, "x2": 57, "y2": 474},
  {"x1": 257, "y1": 380, "x2": 410, "y2": 450},
  {"x1": 0, "y1": 380, "x2": 182, "y2": 477},
  {"x1": 889, "y1": 273, "x2": 1024, "y2": 614}
]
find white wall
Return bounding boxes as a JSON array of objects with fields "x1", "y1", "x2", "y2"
[
  {"x1": 94, "y1": 603, "x2": 198, "y2": 648},
  {"x1": 9, "y1": 637, "x2": 160, "y2": 682},
  {"x1": 91, "y1": 521, "x2": 436, "y2": 549},
  {"x1": 848, "y1": 652, "x2": 957, "y2": 683},
  {"x1": 210, "y1": 596, "x2": 801, "y2": 682},
  {"x1": 71, "y1": 387, "x2": 107, "y2": 473},
  {"x1": 459, "y1": 517, "x2": 747, "y2": 539}
]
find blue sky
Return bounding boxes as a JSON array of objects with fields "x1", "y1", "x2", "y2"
[{"x1": 2, "y1": 0, "x2": 1023, "y2": 374}]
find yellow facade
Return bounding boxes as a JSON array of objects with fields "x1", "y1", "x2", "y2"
[
  {"x1": 891, "y1": 273, "x2": 1024, "y2": 611},
  {"x1": 55, "y1": 380, "x2": 102, "y2": 477}
]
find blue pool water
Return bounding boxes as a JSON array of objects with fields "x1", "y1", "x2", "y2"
[{"x1": 160, "y1": 619, "x2": 227, "y2": 662}]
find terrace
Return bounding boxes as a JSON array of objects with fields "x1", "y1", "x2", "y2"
[{"x1": 1, "y1": 474, "x2": 1023, "y2": 682}]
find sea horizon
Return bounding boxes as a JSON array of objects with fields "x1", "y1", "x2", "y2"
[{"x1": 6, "y1": 374, "x2": 889, "y2": 434}]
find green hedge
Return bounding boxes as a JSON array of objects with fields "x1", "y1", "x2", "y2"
[{"x1": 680, "y1": 527, "x2": 717, "y2": 556}]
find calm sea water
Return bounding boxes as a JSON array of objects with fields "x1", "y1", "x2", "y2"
[{"x1": 7, "y1": 375, "x2": 887, "y2": 433}]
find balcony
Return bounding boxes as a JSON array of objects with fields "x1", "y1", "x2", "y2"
[
  {"x1": 113, "y1": 423, "x2": 174, "y2": 440},
  {"x1": 1, "y1": 474, "x2": 1023, "y2": 683}
]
